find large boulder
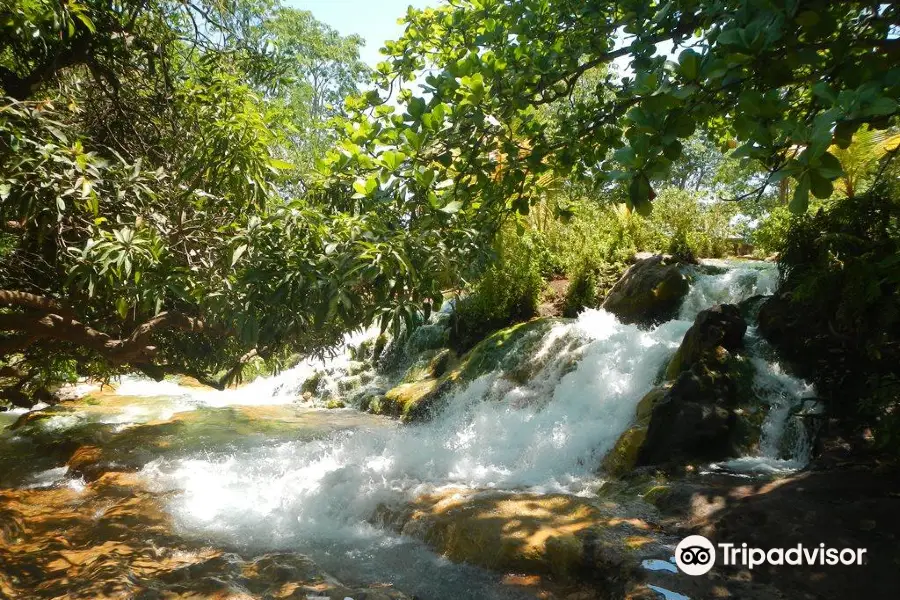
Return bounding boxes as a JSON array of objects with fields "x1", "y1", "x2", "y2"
[
  {"x1": 665, "y1": 303, "x2": 747, "y2": 379},
  {"x1": 601, "y1": 255, "x2": 689, "y2": 325},
  {"x1": 372, "y1": 489, "x2": 659, "y2": 588},
  {"x1": 637, "y1": 305, "x2": 753, "y2": 467}
]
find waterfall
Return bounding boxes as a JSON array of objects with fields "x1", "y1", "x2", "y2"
[
  {"x1": 0, "y1": 259, "x2": 816, "y2": 598},
  {"x1": 134, "y1": 261, "x2": 812, "y2": 565}
]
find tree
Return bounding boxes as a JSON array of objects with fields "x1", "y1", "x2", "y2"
[
  {"x1": 257, "y1": 8, "x2": 371, "y2": 179},
  {"x1": 325, "y1": 0, "x2": 899, "y2": 221},
  {"x1": 0, "y1": 0, "x2": 472, "y2": 407}
]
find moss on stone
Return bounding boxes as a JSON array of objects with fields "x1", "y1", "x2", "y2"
[
  {"x1": 377, "y1": 379, "x2": 442, "y2": 421},
  {"x1": 602, "y1": 425, "x2": 648, "y2": 477},
  {"x1": 300, "y1": 371, "x2": 324, "y2": 396},
  {"x1": 454, "y1": 318, "x2": 560, "y2": 384}
]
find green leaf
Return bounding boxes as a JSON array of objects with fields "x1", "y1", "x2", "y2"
[
  {"x1": 678, "y1": 49, "x2": 701, "y2": 80},
  {"x1": 809, "y1": 172, "x2": 833, "y2": 199},
  {"x1": 865, "y1": 97, "x2": 898, "y2": 117},
  {"x1": 269, "y1": 158, "x2": 294, "y2": 170},
  {"x1": 408, "y1": 97, "x2": 427, "y2": 120},
  {"x1": 74, "y1": 12, "x2": 96, "y2": 33},
  {"x1": 817, "y1": 152, "x2": 844, "y2": 179},
  {"x1": 381, "y1": 150, "x2": 407, "y2": 171},
  {"x1": 796, "y1": 10, "x2": 820, "y2": 29},
  {"x1": 629, "y1": 174, "x2": 652, "y2": 215},
  {"x1": 231, "y1": 244, "x2": 248, "y2": 267},
  {"x1": 790, "y1": 174, "x2": 810, "y2": 213},
  {"x1": 613, "y1": 146, "x2": 637, "y2": 167},
  {"x1": 441, "y1": 200, "x2": 463, "y2": 214},
  {"x1": 663, "y1": 140, "x2": 683, "y2": 161},
  {"x1": 833, "y1": 121, "x2": 860, "y2": 149}
]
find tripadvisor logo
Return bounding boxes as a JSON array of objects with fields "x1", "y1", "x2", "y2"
[{"x1": 674, "y1": 535, "x2": 868, "y2": 576}]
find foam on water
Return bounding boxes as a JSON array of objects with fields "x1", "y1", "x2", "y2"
[
  {"x1": 125, "y1": 259, "x2": 811, "y2": 597},
  {"x1": 143, "y1": 310, "x2": 690, "y2": 544}
]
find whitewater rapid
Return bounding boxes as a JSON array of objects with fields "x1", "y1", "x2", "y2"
[
  {"x1": 0, "y1": 259, "x2": 816, "y2": 599},
  {"x1": 131, "y1": 261, "x2": 809, "y2": 550}
]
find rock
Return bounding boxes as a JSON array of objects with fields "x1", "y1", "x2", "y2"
[
  {"x1": 369, "y1": 319, "x2": 560, "y2": 423},
  {"x1": 300, "y1": 370, "x2": 324, "y2": 395},
  {"x1": 428, "y1": 348, "x2": 453, "y2": 378},
  {"x1": 601, "y1": 255, "x2": 689, "y2": 326},
  {"x1": 602, "y1": 385, "x2": 669, "y2": 476},
  {"x1": 0, "y1": 473, "x2": 410, "y2": 599},
  {"x1": 374, "y1": 489, "x2": 654, "y2": 588},
  {"x1": 635, "y1": 385, "x2": 669, "y2": 421},
  {"x1": 602, "y1": 425, "x2": 648, "y2": 477},
  {"x1": 378, "y1": 378, "x2": 446, "y2": 422},
  {"x1": 638, "y1": 399, "x2": 737, "y2": 465},
  {"x1": 66, "y1": 445, "x2": 106, "y2": 480},
  {"x1": 665, "y1": 304, "x2": 746, "y2": 379},
  {"x1": 637, "y1": 305, "x2": 754, "y2": 467},
  {"x1": 455, "y1": 318, "x2": 560, "y2": 383}
]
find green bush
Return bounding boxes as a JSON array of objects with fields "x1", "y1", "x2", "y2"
[
  {"x1": 528, "y1": 198, "x2": 636, "y2": 278},
  {"x1": 633, "y1": 188, "x2": 736, "y2": 259},
  {"x1": 763, "y1": 186, "x2": 900, "y2": 450},
  {"x1": 450, "y1": 228, "x2": 543, "y2": 352},
  {"x1": 562, "y1": 264, "x2": 600, "y2": 317},
  {"x1": 751, "y1": 205, "x2": 794, "y2": 256}
]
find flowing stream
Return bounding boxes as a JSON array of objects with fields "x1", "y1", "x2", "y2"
[{"x1": 1, "y1": 259, "x2": 815, "y2": 599}]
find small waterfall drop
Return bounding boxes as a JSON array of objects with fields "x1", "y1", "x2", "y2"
[
  {"x1": 3, "y1": 259, "x2": 812, "y2": 598},
  {"x1": 134, "y1": 261, "x2": 812, "y2": 557}
]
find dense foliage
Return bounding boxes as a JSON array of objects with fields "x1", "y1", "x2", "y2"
[
  {"x1": 449, "y1": 228, "x2": 543, "y2": 352},
  {"x1": 760, "y1": 181, "x2": 900, "y2": 448},
  {"x1": 2, "y1": 0, "x2": 898, "y2": 411},
  {"x1": 0, "y1": 0, "x2": 480, "y2": 406},
  {"x1": 329, "y1": 0, "x2": 899, "y2": 221}
]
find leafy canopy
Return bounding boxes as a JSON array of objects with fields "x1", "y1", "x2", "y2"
[
  {"x1": 323, "y1": 0, "x2": 899, "y2": 220},
  {"x1": 0, "y1": 0, "x2": 477, "y2": 406}
]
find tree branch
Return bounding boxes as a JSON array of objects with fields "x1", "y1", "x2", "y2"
[{"x1": 0, "y1": 290, "x2": 77, "y2": 320}]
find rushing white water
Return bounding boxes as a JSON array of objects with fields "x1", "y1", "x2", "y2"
[
  {"x1": 679, "y1": 259, "x2": 779, "y2": 320},
  {"x1": 1, "y1": 259, "x2": 813, "y2": 598},
  {"x1": 143, "y1": 312, "x2": 690, "y2": 536},
  {"x1": 130, "y1": 261, "x2": 813, "y2": 593}
]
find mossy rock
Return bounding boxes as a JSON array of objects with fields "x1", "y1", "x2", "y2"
[
  {"x1": 347, "y1": 361, "x2": 370, "y2": 376},
  {"x1": 602, "y1": 425, "x2": 648, "y2": 477},
  {"x1": 665, "y1": 304, "x2": 746, "y2": 380},
  {"x1": 601, "y1": 255, "x2": 689, "y2": 326},
  {"x1": 428, "y1": 348, "x2": 453, "y2": 378},
  {"x1": 454, "y1": 318, "x2": 561, "y2": 384},
  {"x1": 635, "y1": 386, "x2": 669, "y2": 421},
  {"x1": 300, "y1": 371, "x2": 324, "y2": 395},
  {"x1": 378, "y1": 379, "x2": 443, "y2": 421},
  {"x1": 372, "y1": 333, "x2": 390, "y2": 365},
  {"x1": 641, "y1": 484, "x2": 671, "y2": 507},
  {"x1": 381, "y1": 490, "x2": 647, "y2": 586}
]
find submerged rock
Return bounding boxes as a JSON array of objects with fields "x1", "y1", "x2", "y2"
[
  {"x1": 0, "y1": 471, "x2": 409, "y2": 599},
  {"x1": 373, "y1": 489, "x2": 662, "y2": 589},
  {"x1": 601, "y1": 255, "x2": 689, "y2": 326}
]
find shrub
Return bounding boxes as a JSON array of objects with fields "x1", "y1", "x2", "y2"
[
  {"x1": 761, "y1": 186, "x2": 900, "y2": 450},
  {"x1": 750, "y1": 205, "x2": 791, "y2": 256},
  {"x1": 450, "y1": 228, "x2": 543, "y2": 352},
  {"x1": 562, "y1": 264, "x2": 600, "y2": 317},
  {"x1": 635, "y1": 188, "x2": 736, "y2": 258}
]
